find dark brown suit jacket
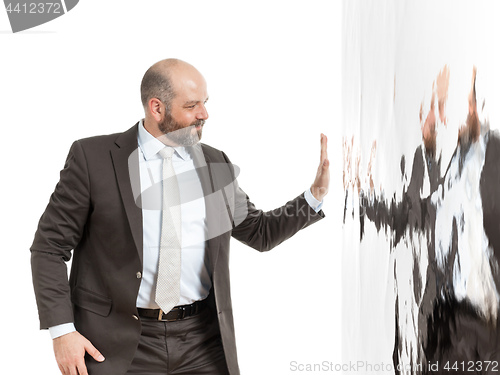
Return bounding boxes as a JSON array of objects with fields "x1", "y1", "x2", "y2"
[{"x1": 31, "y1": 123, "x2": 324, "y2": 375}]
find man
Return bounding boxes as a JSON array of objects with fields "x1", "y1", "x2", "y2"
[{"x1": 31, "y1": 58, "x2": 329, "y2": 375}]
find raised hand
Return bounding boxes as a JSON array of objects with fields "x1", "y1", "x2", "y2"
[{"x1": 311, "y1": 133, "x2": 330, "y2": 201}]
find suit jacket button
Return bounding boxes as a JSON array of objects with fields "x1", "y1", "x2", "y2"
[
  {"x1": 132, "y1": 315, "x2": 139, "y2": 320},
  {"x1": 136, "y1": 272, "x2": 142, "y2": 279}
]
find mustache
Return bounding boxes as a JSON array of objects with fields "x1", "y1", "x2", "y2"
[{"x1": 193, "y1": 119, "x2": 205, "y2": 127}]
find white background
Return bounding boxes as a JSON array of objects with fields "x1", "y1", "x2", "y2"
[{"x1": 0, "y1": 1, "x2": 343, "y2": 374}]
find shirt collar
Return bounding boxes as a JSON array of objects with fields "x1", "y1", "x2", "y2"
[{"x1": 137, "y1": 119, "x2": 190, "y2": 161}]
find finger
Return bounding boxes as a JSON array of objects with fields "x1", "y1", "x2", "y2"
[
  {"x1": 320, "y1": 134, "x2": 328, "y2": 163},
  {"x1": 68, "y1": 365, "x2": 79, "y2": 375},
  {"x1": 57, "y1": 363, "x2": 67, "y2": 375},
  {"x1": 323, "y1": 139, "x2": 328, "y2": 165},
  {"x1": 84, "y1": 341, "x2": 105, "y2": 362},
  {"x1": 76, "y1": 361, "x2": 89, "y2": 375},
  {"x1": 318, "y1": 158, "x2": 329, "y2": 174},
  {"x1": 59, "y1": 362, "x2": 73, "y2": 375}
]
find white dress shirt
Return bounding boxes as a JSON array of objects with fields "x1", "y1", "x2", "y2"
[
  {"x1": 48, "y1": 121, "x2": 323, "y2": 339},
  {"x1": 136, "y1": 120, "x2": 212, "y2": 308}
]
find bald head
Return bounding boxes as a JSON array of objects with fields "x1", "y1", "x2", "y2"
[
  {"x1": 140, "y1": 59, "x2": 209, "y2": 143},
  {"x1": 140, "y1": 58, "x2": 201, "y2": 112}
]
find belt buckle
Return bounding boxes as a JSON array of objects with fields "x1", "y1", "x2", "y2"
[
  {"x1": 165, "y1": 306, "x2": 184, "y2": 322},
  {"x1": 177, "y1": 306, "x2": 186, "y2": 320},
  {"x1": 159, "y1": 305, "x2": 187, "y2": 322}
]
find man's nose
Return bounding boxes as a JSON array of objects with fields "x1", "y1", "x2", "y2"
[{"x1": 197, "y1": 104, "x2": 209, "y2": 120}]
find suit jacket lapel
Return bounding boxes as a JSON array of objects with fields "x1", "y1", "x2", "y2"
[
  {"x1": 193, "y1": 144, "x2": 221, "y2": 271},
  {"x1": 110, "y1": 123, "x2": 144, "y2": 265}
]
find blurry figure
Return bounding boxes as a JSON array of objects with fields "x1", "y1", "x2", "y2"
[
  {"x1": 425, "y1": 67, "x2": 500, "y2": 367},
  {"x1": 344, "y1": 66, "x2": 500, "y2": 372}
]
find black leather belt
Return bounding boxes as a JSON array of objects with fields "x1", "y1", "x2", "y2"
[{"x1": 137, "y1": 299, "x2": 207, "y2": 321}]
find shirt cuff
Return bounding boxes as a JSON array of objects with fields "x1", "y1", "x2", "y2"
[
  {"x1": 49, "y1": 323, "x2": 76, "y2": 339},
  {"x1": 304, "y1": 188, "x2": 323, "y2": 213}
]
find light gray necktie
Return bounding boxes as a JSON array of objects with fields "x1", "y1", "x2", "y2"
[{"x1": 155, "y1": 147, "x2": 182, "y2": 313}]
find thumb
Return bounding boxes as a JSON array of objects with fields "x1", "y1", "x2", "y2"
[{"x1": 84, "y1": 340, "x2": 105, "y2": 362}]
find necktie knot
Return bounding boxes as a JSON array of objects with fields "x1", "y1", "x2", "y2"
[{"x1": 159, "y1": 147, "x2": 175, "y2": 160}]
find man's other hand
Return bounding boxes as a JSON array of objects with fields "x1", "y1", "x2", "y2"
[
  {"x1": 311, "y1": 133, "x2": 329, "y2": 201},
  {"x1": 53, "y1": 331, "x2": 105, "y2": 375}
]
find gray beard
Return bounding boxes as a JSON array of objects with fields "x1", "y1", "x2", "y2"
[{"x1": 158, "y1": 113, "x2": 204, "y2": 146}]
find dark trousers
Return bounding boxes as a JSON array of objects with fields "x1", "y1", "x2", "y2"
[{"x1": 126, "y1": 306, "x2": 230, "y2": 375}]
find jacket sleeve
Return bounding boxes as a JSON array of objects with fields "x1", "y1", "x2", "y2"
[
  {"x1": 222, "y1": 152, "x2": 325, "y2": 252},
  {"x1": 30, "y1": 140, "x2": 91, "y2": 329}
]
